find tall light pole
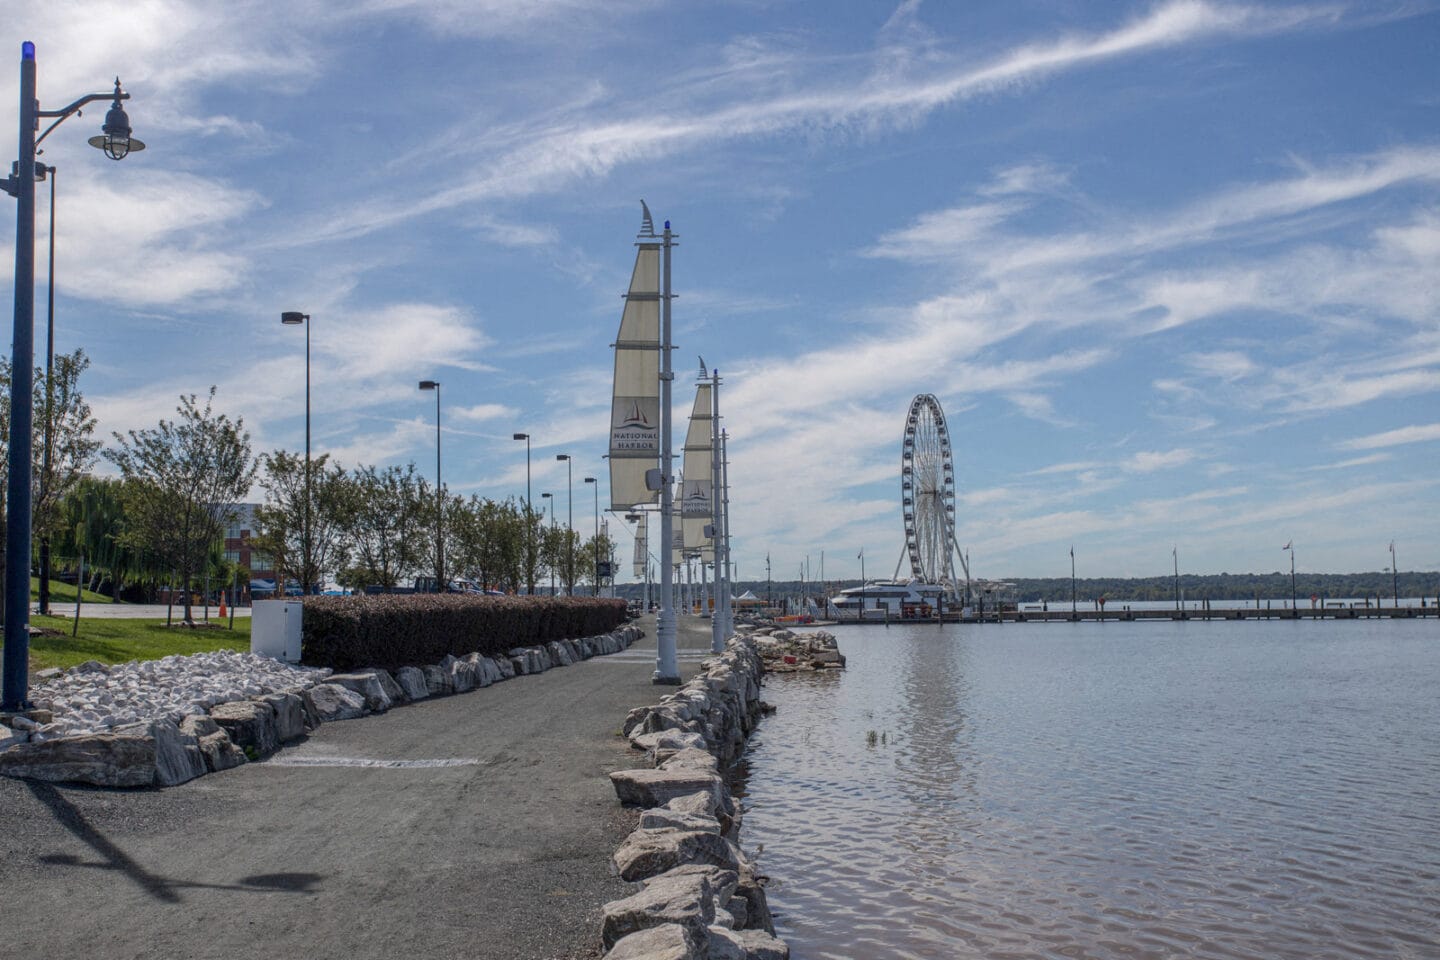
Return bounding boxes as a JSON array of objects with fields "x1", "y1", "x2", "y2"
[
  {"x1": 1283, "y1": 540, "x2": 1296, "y2": 611},
  {"x1": 419, "y1": 380, "x2": 442, "y2": 591},
  {"x1": 513, "y1": 432, "x2": 533, "y2": 593},
  {"x1": 1070, "y1": 545, "x2": 1077, "y2": 620},
  {"x1": 654, "y1": 217, "x2": 680, "y2": 685},
  {"x1": 281, "y1": 312, "x2": 312, "y2": 592},
  {"x1": 556, "y1": 453, "x2": 572, "y2": 594},
  {"x1": 542, "y1": 492, "x2": 555, "y2": 595},
  {"x1": 4, "y1": 45, "x2": 143, "y2": 711},
  {"x1": 1173, "y1": 545, "x2": 1179, "y2": 613},
  {"x1": 36, "y1": 161, "x2": 56, "y2": 615},
  {"x1": 584, "y1": 476, "x2": 599, "y2": 596},
  {"x1": 859, "y1": 548, "x2": 866, "y2": 621},
  {"x1": 1390, "y1": 541, "x2": 1399, "y2": 606}
]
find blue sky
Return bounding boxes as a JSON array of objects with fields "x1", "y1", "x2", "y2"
[{"x1": 4, "y1": 0, "x2": 1438, "y2": 584}]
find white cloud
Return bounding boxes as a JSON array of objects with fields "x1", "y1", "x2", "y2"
[
  {"x1": 1123, "y1": 449, "x2": 1197, "y2": 473},
  {"x1": 451, "y1": 402, "x2": 518, "y2": 423},
  {"x1": 1340, "y1": 422, "x2": 1440, "y2": 450}
]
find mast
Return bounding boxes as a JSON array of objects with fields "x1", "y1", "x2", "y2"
[{"x1": 654, "y1": 218, "x2": 679, "y2": 683}]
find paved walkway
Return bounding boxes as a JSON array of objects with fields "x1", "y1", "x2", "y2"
[
  {"x1": 0, "y1": 614, "x2": 723, "y2": 960},
  {"x1": 37, "y1": 602, "x2": 252, "y2": 619}
]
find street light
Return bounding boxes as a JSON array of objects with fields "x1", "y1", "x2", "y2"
[
  {"x1": 4, "y1": 43, "x2": 143, "y2": 712},
  {"x1": 556, "y1": 453, "x2": 572, "y2": 594},
  {"x1": 541, "y1": 492, "x2": 555, "y2": 595},
  {"x1": 513, "y1": 432, "x2": 533, "y2": 593},
  {"x1": 36, "y1": 160, "x2": 56, "y2": 616},
  {"x1": 281, "y1": 311, "x2": 312, "y2": 593},
  {"x1": 419, "y1": 380, "x2": 442, "y2": 591},
  {"x1": 584, "y1": 476, "x2": 599, "y2": 596}
]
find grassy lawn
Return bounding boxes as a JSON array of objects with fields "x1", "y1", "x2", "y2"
[
  {"x1": 29, "y1": 576, "x2": 116, "y2": 604},
  {"x1": 14, "y1": 614, "x2": 251, "y2": 673}
]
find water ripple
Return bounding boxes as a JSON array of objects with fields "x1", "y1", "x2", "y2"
[{"x1": 738, "y1": 620, "x2": 1440, "y2": 960}]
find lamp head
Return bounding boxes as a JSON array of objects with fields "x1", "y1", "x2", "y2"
[
  {"x1": 281, "y1": 311, "x2": 307, "y2": 325},
  {"x1": 512, "y1": 432, "x2": 528, "y2": 440},
  {"x1": 584, "y1": 477, "x2": 596, "y2": 484},
  {"x1": 419, "y1": 380, "x2": 438, "y2": 390},
  {"x1": 87, "y1": 78, "x2": 144, "y2": 160},
  {"x1": 556, "y1": 454, "x2": 570, "y2": 461},
  {"x1": 542, "y1": 492, "x2": 553, "y2": 499}
]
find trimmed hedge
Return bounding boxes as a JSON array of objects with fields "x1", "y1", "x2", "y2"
[{"x1": 300, "y1": 594, "x2": 629, "y2": 671}]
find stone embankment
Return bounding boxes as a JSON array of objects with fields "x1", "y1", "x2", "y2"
[
  {"x1": 0, "y1": 627, "x2": 642, "y2": 788},
  {"x1": 599, "y1": 626, "x2": 839, "y2": 960}
]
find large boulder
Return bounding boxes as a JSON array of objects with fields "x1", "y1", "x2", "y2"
[
  {"x1": 324, "y1": 672, "x2": 392, "y2": 712},
  {"x1": 602, "y1": 868, "x2": 714, "y2": 948},
  {"x1": 394, "y1": 666, "x2": 430, "y2": 701},
  {"x1": 707, "y1": 927, "x2": 789, "y2": 960},
  {"x1": 610, "y1": 768, "x2": 726, "y2": 810},
  {"x1": 180, "y1": 715, "x2": 246, "y2": 772},
  {"x1": 448, "y1": 657, "x2": 478, "y2": 693},
  {"x1": 304, "y1": 683, "x2": 366, "y2": 723},
  {"x1": 210, "y1": 700, "x2": 279, "y2": 757},
  {"x1": 605, "y1": 924, "x2": 703, "y2": 960},
  {"x1": 116, "y1": 718, "x2": 205, "y2": 787},
  {"x1": 0, "y1": 733, "x2": 156, "y2": 787},
  {"x1": 258, "y1": 693, "x2": 307, "y2": 743},
  {"x1": 612, "y1": 829, "x2": 743, "y2": 882},
  {"x1": 421, "y1": 664, "x2": 453, "y2": 696},
  {"x1": 372, "y1": 668, "x2": 407, "y2": 705}
]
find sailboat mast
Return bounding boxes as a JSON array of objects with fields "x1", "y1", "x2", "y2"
[{"x1": 654, "y1": 219, "x2": 680, "y2": 683}]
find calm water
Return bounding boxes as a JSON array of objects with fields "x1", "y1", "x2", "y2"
[{"x1": 736, "y1": 619, "x2": 1440, "y2": 960}]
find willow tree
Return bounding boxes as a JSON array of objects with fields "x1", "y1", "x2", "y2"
[{"x1": 105, "y1": 387, "x2": 255, "y2": 624}]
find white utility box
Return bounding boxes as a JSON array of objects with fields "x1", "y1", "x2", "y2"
[{"x1": 251, "y1": 600, "x2": 304, "y2": 663}]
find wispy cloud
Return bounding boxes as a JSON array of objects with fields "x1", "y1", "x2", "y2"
[{"x1": 1340, "y1": 422, "x2": 1440, "y2": 450}]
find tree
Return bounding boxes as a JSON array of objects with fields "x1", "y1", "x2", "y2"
[
  {"x1": 0, "y1": 349, "x2": 100, "y2": 618},
  {"x1": 253, "y1": 450, "x2": 350, "y2": 594},
  {"x1": 339, "y1": 463, "x2": 426, "y2": 590},
  {"x1": 579, "y1": 530, "x2": 618, "y2": 593},
  {"x1": 35, "y1": 350, "x2": 101, "y2": 612},
  {"x1": 104, "y1": 387, "x2": 256, "y2": 624}
]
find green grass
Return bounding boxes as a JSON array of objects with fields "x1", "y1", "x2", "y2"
[
  {"x1": 29, "y1": 576, "x2": 116, "y2": 604},
  {"x1": 16, "y1": 614, "x2": 251, "y2": 673}
]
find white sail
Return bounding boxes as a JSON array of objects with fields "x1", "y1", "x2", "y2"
[
  {"x1": 632, "y1": 511, "x2": 647, "y2": 578},
  {"x1": 608, "y1": 235, "x2": 662, "y2": 510},
  {"x1": 681, "y1": 382, "x2": 713, "y2": 558},
  {"x1": 670, "y1": 486, "x2": 686, "y2": 568}
]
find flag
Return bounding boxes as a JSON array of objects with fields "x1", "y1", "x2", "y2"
[
  {"x1": 1069, "y1": 545, "x2": 1074, "y2": 558},
  {"x1": 857, "y1": 548, "x2": 863, "y2": 559},
  {"x1": 1282, "y1": 541, "x2": 1291, "y2": 551}
]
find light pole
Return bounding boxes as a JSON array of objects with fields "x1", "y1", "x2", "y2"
[
  {"x1": 281, "y1": 312, "x2": 312, "y2": 592},
  {"x1": 513, "y1": 433, "x2": 533, "y2": 593},
  {"x1": 419, "y1": 380, "x2": 442, "y2": 591},
  {"x1": 36, "y1": 161, "x2": 56, "y2": 615},
  {"x1": 542, "y1": 492, "x2": 555, "y2": 595},
  {"x1": 1070, "y1": 545, "x2": 1077, "y2": 619},
  {"x1": 556, "y1": 453, "x2": 572, "y2": 594},
  {"x1": 1390, "y1": 541, "x2": 1399, "y2": 606},
  {"x1": 584, "y1": 476, "x2": 599, "y2": 596},
  {"x1": 1173, "y1": 545, "x2": 1180, "y2": 614},
  {"x1": 859, "y1": 548, "x2": 866, "y2": 621},
  {"x1": 4, "y1": 44, "x2": 143, "y2": 712}
]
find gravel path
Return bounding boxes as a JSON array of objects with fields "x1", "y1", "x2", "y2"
[{"x1": 0, "y1": 615, "x2": 723, "y2": 960}]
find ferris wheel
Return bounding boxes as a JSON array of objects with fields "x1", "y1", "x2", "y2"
[{"x1": 900, "y1": 394, "x2": 961, "y2": 591}]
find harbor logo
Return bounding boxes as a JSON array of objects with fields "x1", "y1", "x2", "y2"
[
  {"x1": 611, "y1": 397, "x2": 659, "y2": 451},
  {"x1": 681, "y1": 479, "x2": 712, "y2": 517}
]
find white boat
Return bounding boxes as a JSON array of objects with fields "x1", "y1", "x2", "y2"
[{"x1": 828, "y1": 579, "x2": 951, "y2": 619}]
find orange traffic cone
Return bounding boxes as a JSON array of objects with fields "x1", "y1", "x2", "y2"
[{"x1": 218, "y1": 595, "x2": 227, "y2": 618}]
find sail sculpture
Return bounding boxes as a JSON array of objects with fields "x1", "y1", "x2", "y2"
[
  {"x1": 681, "y1": 382, "x2": 713, "y2": 561},
  {"x1": 632, "y1": 510, "x2": 648, "y2": 578},
  {"x1": 670, "y1": 487, "x2": 685, "y2": 569},
  {"x1": 608, "y1": 210, "x2": 662, "y2": 511}
]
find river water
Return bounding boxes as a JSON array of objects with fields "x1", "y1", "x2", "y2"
[{"x1": 735, "y1": 619, "x2": 1439, "y2": 959}]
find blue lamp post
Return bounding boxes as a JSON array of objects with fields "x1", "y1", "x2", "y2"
[{"x1": 3, "y1": 43, "x2": 143, "y2": 711}]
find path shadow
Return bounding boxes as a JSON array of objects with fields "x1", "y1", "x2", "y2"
[{"x1": 25, "y1": 780, "x2": 324, "y2": 902}]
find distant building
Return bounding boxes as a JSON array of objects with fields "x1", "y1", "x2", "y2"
[{"x1": 222, "y1": 503, "x2": 275, "y2": 590}]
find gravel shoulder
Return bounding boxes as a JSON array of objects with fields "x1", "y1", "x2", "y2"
[{"x1": 0, "y1": 614, "x2": 721, "y2": 960}]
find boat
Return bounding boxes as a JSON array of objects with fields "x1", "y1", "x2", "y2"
[{"x1": 827, "y1": 579, "x2": 952, "y2": 619}]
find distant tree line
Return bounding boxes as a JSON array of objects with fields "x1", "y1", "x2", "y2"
[{"x1": 2, "y1": 367, "x2": 613, "y2": 625}]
